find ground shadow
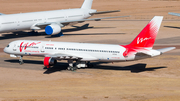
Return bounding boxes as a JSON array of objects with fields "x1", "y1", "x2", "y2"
[
  {"x1": 44, "y1": 62, "x2": 166, "y2": 74},
  {"x1": 164, "y1": 26, "x2": 180, "y2": 29},
  {"x1": 43, "y1": 63, "x2": 68, "y2": 74},
  {"x1": 4, "y1": 59, "x2": 43, "y2": 65},
  {"x1": 0, "y1": 23, "x2": 118, "y2": 40},
  {"x1": 89, "y1": 63, "x2": 167, "y2": 73},
  {"x1": 0, "y1": 31, "x2": 47, "y2": 40},
  {"x1": 4, "y1": 59, "x2": 166, "y2": 74}
]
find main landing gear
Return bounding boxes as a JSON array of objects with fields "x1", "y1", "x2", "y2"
[
  {"x1": 67, "y1": 60, "x2": 91, "y2": 71},
  {"x1": 67, "y1": 66, "x2": 77, "y2": 71},
  {"x1": 67, "y1": 60, "x2": 77, "y2": 71},
  {"x1": 19, "y1": 56, "x2": 24, "y2": 65}
]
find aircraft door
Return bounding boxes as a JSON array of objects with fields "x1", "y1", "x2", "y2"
[
  {"x1": 16, "y1": 18, "x2": 20, "y2": 28},
  {"x1": 64, "y1": 12, "x2": 68, "y2": 21},
  {"x1": 13, "y1": 42, "x2": 17, "y2": 51},
  {"x1": 0, "y1": 22, "x2": 1, "y2": 29},
  {"x1": 41, "y1": 43, "x2": 45, "y2": 53}
]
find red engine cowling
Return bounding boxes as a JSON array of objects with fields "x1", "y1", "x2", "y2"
[{"x1": 43, "y1": 57, "x2": 57, "y2": 68}]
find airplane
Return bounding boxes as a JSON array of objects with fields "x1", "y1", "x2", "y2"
[
  {"x1": 168, "y1": 12, "x2": 180, "y2": 17},
  {"x1": 0, "y1": 0, "x2": 127, "y2": 36},
  {"x1": 4, "y1": 16, "x2": 175, "y2": 71}
]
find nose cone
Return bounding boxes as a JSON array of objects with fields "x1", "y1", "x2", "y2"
[
  {"x1": 4, "y1": 47, "x2": 8, "y2": 53},
  {"x1": 4, "y1": 47, "x2": 10, "y2": 54}
]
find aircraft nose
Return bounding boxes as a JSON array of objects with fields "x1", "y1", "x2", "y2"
[
  {"x1": 3, "y1": 47, "x2": 8, "y2": 53},
  {"x1": 4, "y1": 46, "x2": 10, "y2": 54}
]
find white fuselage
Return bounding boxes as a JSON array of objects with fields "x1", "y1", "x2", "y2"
[
  {"x1": 4, "y1": 40, "x2": 128, "y2": 62},
  {"x1": 4, "y1": 40, "x2": 163, "y2": 62},
  {"x1": 0, "y1": 8, "x2": 93, "y2": 33}
]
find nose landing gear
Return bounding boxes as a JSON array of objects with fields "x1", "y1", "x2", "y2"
[{"x1": 19, "y1": 56, "x2": 24, "y2": 65}]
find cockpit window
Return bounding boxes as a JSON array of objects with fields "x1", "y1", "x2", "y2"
[{"x1": 6, "y1": 45, "x2": 9, "y2": 47}]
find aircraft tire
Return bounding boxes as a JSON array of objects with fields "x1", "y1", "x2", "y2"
[
  {"x1": 19, "y1": 61, "x2": 24, "y2": 65},
  {"x1": 70, "y1": 67, "x2": 77, "y2": 71},
  {"x1": 67, "y1": 66, "x2": 71, "y2": 71}
]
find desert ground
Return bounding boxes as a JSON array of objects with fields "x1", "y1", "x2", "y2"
[{"x1": 0, "y1": 0, "x2": 180, "y2": 101}]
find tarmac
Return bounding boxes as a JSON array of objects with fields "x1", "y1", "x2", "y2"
[{"x1": 0, "y1": 0, "x2": 180, "y2": 101}]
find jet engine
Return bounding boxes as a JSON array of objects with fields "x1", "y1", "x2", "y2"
[
  {"x1": 45, "y1": 24, "x2": 61, "y2": 35},
  {"x1": 43, "y1": 57, "x2": 57, "y2": 68}
]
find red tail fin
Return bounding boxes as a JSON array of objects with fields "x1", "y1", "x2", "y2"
[{"x1": 128, "y1": 16, "x2": 163, "y2": 48}]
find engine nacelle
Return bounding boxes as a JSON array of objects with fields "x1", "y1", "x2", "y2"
[
  {"x1": 43, "y1": 57, "x2": 57, "y2": 68},
  {"x1": 45, "y1": 24, "x2": 61, "y2": 35}
]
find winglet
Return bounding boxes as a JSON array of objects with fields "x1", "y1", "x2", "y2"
[
  {"x1": 157, "y1": 47, "x2": 176, "y2": 53},
  {"x1": 127, "y1": 16, "x2": 163, "y2": 49},
  {"x1": 81, "y1": 0, "x2": 93, "y2": 9}
]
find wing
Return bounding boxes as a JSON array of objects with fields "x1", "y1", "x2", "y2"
[
  {"x1": 168, "y1": 12, "x2": 180, "y2": 17},
  {"x1": 89, "y1": 10, "x2": 120, "y2": 15},
  {"x1": 32, "y1": 16, "x2": 129, "y2": 30},
  {"x1": 32, "y1": 22, "x2": 63, "y2": 30},
  {"x1": 45, "y1": 52, "x2": 97, "y2": 61}
]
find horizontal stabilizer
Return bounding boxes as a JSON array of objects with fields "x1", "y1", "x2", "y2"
[
  {"x1": 157, "y1": 47, "x2": 176, "y2": 53},
  {"x1": 90, "y1": 10, "x2": 120, "y2": 15},
  {"x1": 168, "y1": 12, "x2": 180, "y2": 17}
]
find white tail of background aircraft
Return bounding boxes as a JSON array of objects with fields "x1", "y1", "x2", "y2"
[
  {"x1": 4, "y1": 16, "x2": 175, "y2": 71},
  {"x1": 81, "y1": 0, "x2": 93, "y2": 9}
]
